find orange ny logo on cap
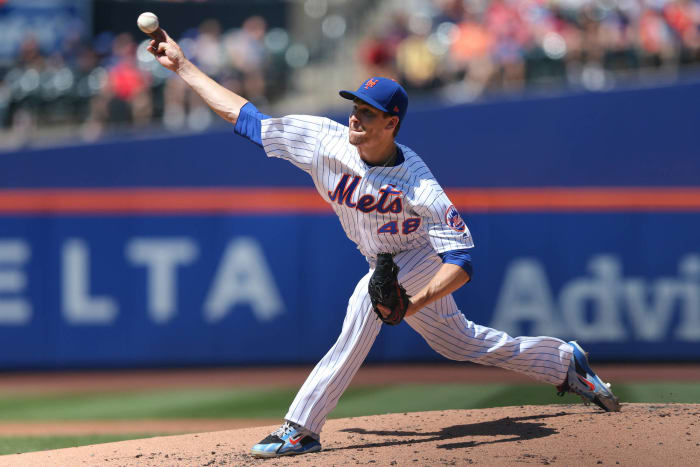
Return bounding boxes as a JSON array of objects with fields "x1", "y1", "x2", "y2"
[{"x1": 364, "y1": 78, "x2": 378, "y2": 89}]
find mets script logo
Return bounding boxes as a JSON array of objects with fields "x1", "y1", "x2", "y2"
[
  {"x1": 364, "y1": 78, "x2": 379, "y2": 89},
  {"x1": 328, "y1": 174, "x2": 403, "y2": 214},
  {"x1": 445, "y1": 205, "x2": 466, "y2": 233}
]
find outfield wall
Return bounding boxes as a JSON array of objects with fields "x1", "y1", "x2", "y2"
[{"x1": 1, "y1": 82, "x2": 699, "y2": 368}]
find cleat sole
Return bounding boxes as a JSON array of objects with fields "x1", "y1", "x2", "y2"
[
  {"x1": 593, "y1": 395, "x2": 621, "y2": 412},
  {"x1": 250, "y1": 444, "x2": 321, "y2": 458}
]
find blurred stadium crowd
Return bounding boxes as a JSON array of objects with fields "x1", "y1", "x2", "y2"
[
  {"x1": 0, "y1": 13, "x2": 291, "y2": 144},
  {"x1": 367, "y1": 0, "x2": 700, "y2": 97},
  {"x1": 1, "y1": 0, "x2": 699, "y2": 147}
]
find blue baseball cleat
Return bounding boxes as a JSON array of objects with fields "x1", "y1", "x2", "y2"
[
  {"x1": 250, "y1": 421, "x2": 322, "y2": 458},
  {"x1": 557, "y1": 341, "x2": 621, "y2": 412}
]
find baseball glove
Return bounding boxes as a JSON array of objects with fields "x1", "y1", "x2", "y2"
[{"x1": 368, "y1": 253, "x2": 410, "y2": 325}]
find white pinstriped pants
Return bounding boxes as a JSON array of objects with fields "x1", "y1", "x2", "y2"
[{"x1": 285, "y1": 245, "x2": 574, "y2": 435}]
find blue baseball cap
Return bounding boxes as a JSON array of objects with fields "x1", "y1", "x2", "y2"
[{"x1": 339, "y1": 77, "x2": 408, "y2": 123}]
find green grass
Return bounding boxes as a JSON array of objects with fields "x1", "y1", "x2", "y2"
[
  {"x1": 0, "y1": 387, "x2": 297, "y2": 420},
  {"x1": 331, "y1": 381, "x2": 700, "y2": 417},
  {"x1": 0, "y1": 381, "x2": 697, "y2": 456},
  {"x1": 0, "y1": 382, "x2": 697, "y2": 421},
  {"x1": 0, "y1": 434, "x2": 159, "y2": 456}
]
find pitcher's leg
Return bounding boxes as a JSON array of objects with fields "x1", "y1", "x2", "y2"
[
  {"x1": 285, "y1": 272, "x2": 381, "y2": 435},
  {"x1": 405, "y1": 297, "x2": 572, "y2": 385}
]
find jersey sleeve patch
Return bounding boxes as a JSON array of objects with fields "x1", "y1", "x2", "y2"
[{"x1": 445, "y1": 205, "x2": 466, "y2": 233}]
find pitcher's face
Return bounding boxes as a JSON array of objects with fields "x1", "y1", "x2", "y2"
[{"x1": 348, "y1": 100, "x2": 397, "y2": 147}]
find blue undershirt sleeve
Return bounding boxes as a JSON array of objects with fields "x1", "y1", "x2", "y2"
[
  {"x1": 233, "y1": 102, "x2": 271, "y2": 147},
  {"x1": 438, "y1": 249, "x2": 473, "y2": 281}
]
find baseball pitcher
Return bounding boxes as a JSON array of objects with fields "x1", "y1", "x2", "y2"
[{"x1": 146, "y1": 26, "x2": 620, "y2": 459}]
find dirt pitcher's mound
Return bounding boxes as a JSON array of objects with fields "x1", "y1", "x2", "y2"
[{"x1": 3, "y1": 403, "x2": 699, "y2": 466}]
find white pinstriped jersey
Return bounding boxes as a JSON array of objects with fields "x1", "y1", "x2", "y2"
[{"x1": 260, "y1": 115, "x2": 474, "y2": 260}]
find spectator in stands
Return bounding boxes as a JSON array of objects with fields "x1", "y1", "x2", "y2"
[
  {"x1": 664, "y1": 0, "x2": 700, "y2": 62},
  {"x1": 162, "y1": 19, "x2": 226, "y2": 131},
  {"x1": 82, "y1": 32, "x2": 153, "y2": 140},
  {"x1": 396, "y1": 28, "x2": 441, "y2": 90},
  {"x1": 3, "y1": 36, "x2": 44, "y2": 145},
  {"x1": 224, "y1": 16, "x2": 269, "y2": 105},
  {"x1": 359, "y1": 32, "x2": 399, "y2": 80},
  {"x1": 638, "y1": 5, "x2": 678, "y2": 68},
  {"x1": 484, "y1": 0, "x2": 528, "y2": 91},
  {"x1": 450, "y1": 7, "x2": 496, "y2": 97},
  {"x1": 358, "y1": 11, "x2": 409, "y2": 80}
]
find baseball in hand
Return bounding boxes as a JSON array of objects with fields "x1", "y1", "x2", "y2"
[{"x1": 137, "y1": 12, "x2": 159, "y2": 34}]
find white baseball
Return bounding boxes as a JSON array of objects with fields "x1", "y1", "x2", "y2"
[{"x1": 137, "y1": 12, "x2": 159, "y2": 34}]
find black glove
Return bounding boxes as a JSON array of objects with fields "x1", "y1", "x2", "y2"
[{"x1": 368, "y1": 253, "x2": 410, "y2": 325}]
